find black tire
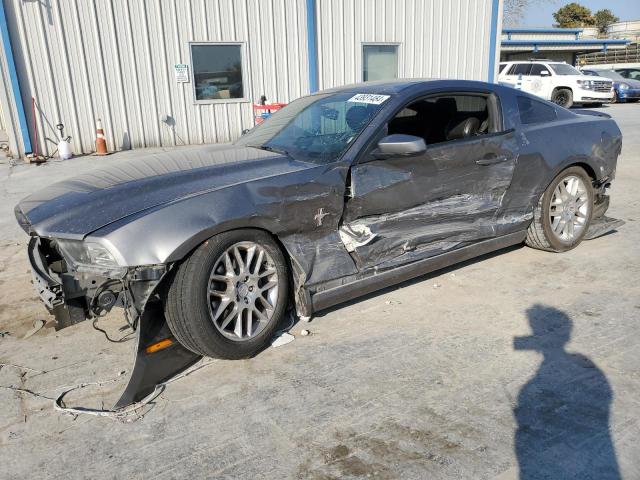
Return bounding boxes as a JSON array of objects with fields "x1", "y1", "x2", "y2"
[
  {"x1": 525, "y1": 166, "x2": 594, "y2": 253},
  {"x1": 164, "y1": 229, "x2": 290, "y2": 359},
  {"x1": 551, "y1": 88, "x2": 574, "y2": 109}
]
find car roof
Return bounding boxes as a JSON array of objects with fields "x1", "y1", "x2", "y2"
[
  {"x1": 318, "y1": 79, "x2": 498, "y2": 96},
  {"x1": 505, "y1": 60, "x2": 563, "y2": 64}
]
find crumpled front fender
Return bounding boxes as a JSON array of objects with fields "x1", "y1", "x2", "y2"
[{"x1": 114, "y1": 301, "x2": 201, "y2": 409}]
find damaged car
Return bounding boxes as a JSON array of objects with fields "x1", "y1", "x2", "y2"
[{"x1": 15, "y1": 80, "x2": 623, "y2": 406}]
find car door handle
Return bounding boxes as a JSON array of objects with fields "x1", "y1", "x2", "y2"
[{"x1": 476, "y1": 154, "x2": 509, "y2": 166}]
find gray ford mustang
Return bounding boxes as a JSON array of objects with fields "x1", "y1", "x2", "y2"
[{"x1": 15, "y1": 80, "x2": 623, "y2": 406}]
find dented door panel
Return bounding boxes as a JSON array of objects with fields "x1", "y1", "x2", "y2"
[{"x1": 341, "y1": 132, "x2": 520, "y2": 269}]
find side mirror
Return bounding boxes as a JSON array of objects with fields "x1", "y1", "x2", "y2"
[
  {"x1": 375, "y1": 134, "x2": 426, "y2": 158},
  {"x1": 540, "y1": 70, "x2": 550, "y2": 76}
]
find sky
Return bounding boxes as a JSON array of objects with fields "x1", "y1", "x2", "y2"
[{"x1": 519, "y1": 0, "x2": 640, "y2": 27}]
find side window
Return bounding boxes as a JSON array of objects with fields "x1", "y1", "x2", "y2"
[
  {"x1": 387, "y1": 94, "x2": 494, "y2": 145},
  {"x1": 517, "y1": 96, "x2": 557, "y2": 125},
  {"x1": 529, "y1": 64, "x2": 546, "y2": 76},
  {"x1": 507, "y1": 64, "x2": 532, "y2": 76},
  {"x1": 499, "y1": 63, "x2": 508, "y2": 74}
]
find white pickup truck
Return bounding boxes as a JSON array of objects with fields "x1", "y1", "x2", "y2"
[{"x1": 498, "y1": 60, "x2": 614, "y2": 108}]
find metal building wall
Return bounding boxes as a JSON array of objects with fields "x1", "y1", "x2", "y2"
[
  {"x1": 0, "y1": 87, "x2": 4, "y2": 132},
  {"x1": 0, "y1": 15, "x2": 20, "y2": 157},
  {"x1": 3, "y1": 0, "x2": 309, "y2": 156},
  {"x1": 315, "y1": 0, "x2": 498, "y2": 89},
  {"x1": 0, "y1": 80, "x2": 5, "y2": 133}
]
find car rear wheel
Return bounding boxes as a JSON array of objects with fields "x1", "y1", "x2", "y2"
[
  {"x1": 164, "y1": 229, "x2": 289, "y2": 359},
  {"x1": 525, "y1": 166, "x2": 594, "y2": 252},
  {"x1": 551, "y1": 88, "x2": 573, "y2": 108}
]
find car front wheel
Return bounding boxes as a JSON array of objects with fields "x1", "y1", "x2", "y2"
[
  {"x1": 164, "y1": 229, "x2": 289, "y2": 359},
  {"x1": 525, "y1": 166, "x2": 594, "y2": 252},
  {"x1": 551, "y1": 88, "x2": 573, "y2": 108}
]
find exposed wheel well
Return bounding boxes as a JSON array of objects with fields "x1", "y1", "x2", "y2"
[
  {"x1": 570, "y1": 162, "x2": 597, "y2": 184},
  {"x1": 168, "y1": 226, "x2": 297, "y2": 302},
  {"x1": 552, "y1": 86, "x2": 573, "y2": 94},
  {"x1": 533, "y1": 162, "x2": 598, "y2": 224}
]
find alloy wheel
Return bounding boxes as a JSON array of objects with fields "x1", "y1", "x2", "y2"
[
  {"x1": 553, "y1": 92, "x2": 568, "y2": 107},
  {"x1": 548, "y1": 175, "x2": 590, "y2": 242},
  {"x1": 207, "y1": 241, "x2": 279, "y2": 341}
]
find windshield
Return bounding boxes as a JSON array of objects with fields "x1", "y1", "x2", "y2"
[
  {"x1": 594, "y1": 70, "x2": 625, "y2": 80},
  {"x1": 235, "y1": 92, "x2": 388, "y2": 164},
  {"x1": 549, "y1": 64, "x2": 581, "y2": 76}
]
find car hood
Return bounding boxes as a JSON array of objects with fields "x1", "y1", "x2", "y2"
[
  {"x1": 16, "y1": 144, "x2": 315, "y2": 238},
  {"x1": 576, "y1": 75, "x2": 612, "y2": 83},
  {"x1": 617, "y1": 78, "x2": 640, "y2": 88}
]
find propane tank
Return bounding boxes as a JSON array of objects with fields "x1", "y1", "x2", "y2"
[
  {"x1": 55, "y1": 123, "x2": 73, "y2": 159},
  {"x1": 58, "y1": 138, "x2": 73, "y2": 160}
]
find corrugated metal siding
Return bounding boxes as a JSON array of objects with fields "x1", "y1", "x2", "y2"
[
  {"x1": 2, "y1": 0, "x2": 499, "y2": 157},
  {"x1": 0, "y1": 83, "x2": 5, "y2": 132},
  {"x1": 502, "y1": 51, "x2": 575, "y2": 64},
  {"x1": 504, "y1": 32, "x2": 578, "y2": 41},
  {"x1": 3, "y1": 0, "x2": 309, "y2": 156},
  {"x1": 0, "y1": 23, "x2": 19, "y2": 155},
  {"x1": 316, "y1": 0, "x2": 494, "y2": 89}
]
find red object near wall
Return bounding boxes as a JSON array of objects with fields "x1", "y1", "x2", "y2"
[{"x1": 253, "y1": 103, "x2": 287, "y2": 124}]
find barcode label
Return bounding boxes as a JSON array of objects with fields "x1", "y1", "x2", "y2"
[{"x1": 347, "y1": 94, "x2": 391, "y2": 105}]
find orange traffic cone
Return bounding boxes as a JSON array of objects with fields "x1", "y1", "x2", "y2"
[{"x1": 94, "y1": 118, "x2": 109, "y2": 155}]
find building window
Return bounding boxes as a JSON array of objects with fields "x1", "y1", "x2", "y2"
[
  {"x1": 190, "y1": 43, "x2": 245, "y2": 102},
  {"x1": 362, "y1": 44, "x2": 398, "y2": 82}
]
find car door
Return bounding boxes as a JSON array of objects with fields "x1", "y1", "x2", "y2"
[
  {"x1": 527, "y1": 63, "x2": 554, "y2": 100},
  {"x1": 339, "y1": 91, "x2": 520, "y2": 271},
  {"x1": 501, "y1": 63, "x2": 532, "y2": 91}
]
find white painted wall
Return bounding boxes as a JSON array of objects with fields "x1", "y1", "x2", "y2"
[
  {"x1": 1, "y1": 0, "x2": 499, "y2": 157},
  {"x1": 316, "y1": 0, "x2": 498, "y2": 89},
  {"x1": 4, "y1": 0, "x2": 309, "y2": 156}
]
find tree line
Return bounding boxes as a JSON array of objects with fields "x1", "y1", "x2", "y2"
[{"x1": 504, "y1": 1, "x2": 619, "y2": 34}]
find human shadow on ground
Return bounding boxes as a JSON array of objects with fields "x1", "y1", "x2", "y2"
[{"x1": 514, "y1": 305, "x2": 620, "y2": 480}]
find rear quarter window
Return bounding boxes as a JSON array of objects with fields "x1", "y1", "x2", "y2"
[{"x1": 517, "y1": 96, "x2": 557, "y2": 125}]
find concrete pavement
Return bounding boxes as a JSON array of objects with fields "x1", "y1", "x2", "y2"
[{"x1": 0, "y1": 105, "x2": 638, "y2": 479}]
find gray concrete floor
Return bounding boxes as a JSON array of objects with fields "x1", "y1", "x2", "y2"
[{"x1": 0, "y1": 105, "x2": 639, "y2": 479}]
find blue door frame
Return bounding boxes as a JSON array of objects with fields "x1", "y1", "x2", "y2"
[{"x1": 0, "y1": 1, "x2": 32, "y2": 154}]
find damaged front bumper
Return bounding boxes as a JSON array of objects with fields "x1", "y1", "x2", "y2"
[
  {"x1": 27, "y1": 237, "x2": 166, "y2": 330},
  {"x1": 27, "y1": 237, "x2": 201, "y2": 407}
]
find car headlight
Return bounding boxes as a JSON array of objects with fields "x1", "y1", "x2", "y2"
[
  {"x1": 577, "y1": 79, "x2": 594, "y2": 90},
  {"x1": 619, "y1": 83, "x2": 630, "y2": 90},
  {"x1": 55, "y1": 239, "x2": 124, "y2": 275}
]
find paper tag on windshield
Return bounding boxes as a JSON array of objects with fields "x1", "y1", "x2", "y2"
[{"x1": 347, "y1": 93, "x2": 390, "y2": 105}]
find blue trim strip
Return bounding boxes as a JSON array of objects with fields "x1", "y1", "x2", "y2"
[
  {"x1": 306, "y1": 0, "x2": 318, "y2": 93},
  {"x1": 0, "y1": 1, "x2": 31, "y2": 154},
  {"x1": 487, "y1": 0, "x2": 500, "y2": 83},
  {"x1": 503, "y1": 28, "x2": 583, "y2": 34},
  {"x1": 502, "y1": 39, "x2": 629, "y2": 46}
]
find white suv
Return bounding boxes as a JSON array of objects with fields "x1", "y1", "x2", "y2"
[{"x1": 498, "y1": 60, "x2": 614, "y2": 108}]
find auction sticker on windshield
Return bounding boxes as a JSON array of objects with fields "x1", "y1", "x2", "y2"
[{"x1": 347, "y1": 93, "x2": 391, "y2": 104}]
